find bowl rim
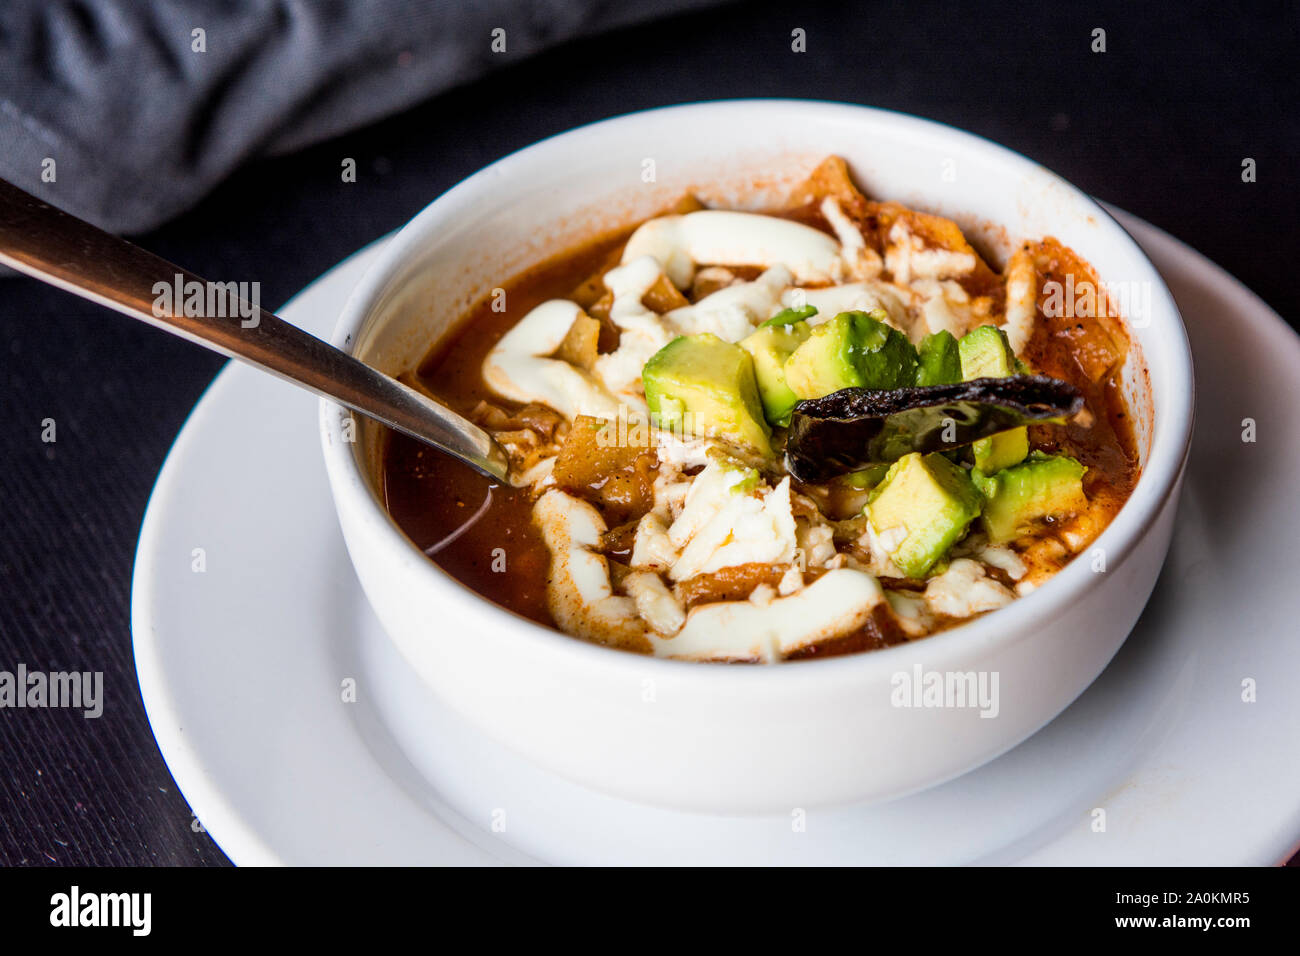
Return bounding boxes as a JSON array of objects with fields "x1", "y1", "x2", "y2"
[{"x1": 319, "y1": 98, "x2": 1194, "y2": 688}]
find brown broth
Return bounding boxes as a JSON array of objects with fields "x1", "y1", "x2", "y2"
[{"x1": 381, "y1": 233, "x2": 632, "y2": 629}]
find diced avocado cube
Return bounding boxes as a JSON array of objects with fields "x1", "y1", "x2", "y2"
[
  {"x1": 958, "y1": 324, "x2": 1028, "y2": 472},
  {"x1": 958, "y1": 324, "x2": 1018, "y2": 379},
  {"x1": 971, "y1": 428, "x2": 1030, "y2": 473},
  {"x1": 642, "y1": 333, "x2": 772, "y2": 455},
  {"x1": 866, "y1": 452, "x2": 983, "y2": 578},
  {"x1": 783, "y1": 310, "x2": 918, "y2": 400},
  {"x1": 915, "y1": 330, "x2": 963, "y2": 386},
  {"x1": 740, "y1": 321, "x2": 812, "y2": 427},
  {"x1": 783, "y1": 312, "x2": 864, "y2": 399},
  {"x1": 971, "y1": 452, "x2": 1088, "y2": 543}
]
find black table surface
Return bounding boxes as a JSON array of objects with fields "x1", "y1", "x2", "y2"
[{"x1": 1, "y1": 0, "x2": 1296, "y2": 867}]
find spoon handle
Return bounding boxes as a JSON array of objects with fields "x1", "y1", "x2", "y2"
[{"x1": 0, "y1": 179, "x2": 509, "y2": 481}]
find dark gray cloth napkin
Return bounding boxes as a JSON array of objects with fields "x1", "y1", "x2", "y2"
[{"x1": 0, "y1": 0, "x2": 721, "y2": 233}]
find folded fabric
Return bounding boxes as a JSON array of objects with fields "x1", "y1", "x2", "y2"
[{"x1": 0, "y1": 0, "x2": 721, "y2": 233}]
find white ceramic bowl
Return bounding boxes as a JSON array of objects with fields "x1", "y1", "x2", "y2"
[{"x1": 319, "y1": 100, "x2": 1193, "y2": 813}]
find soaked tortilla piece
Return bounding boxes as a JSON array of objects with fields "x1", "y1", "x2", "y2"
[
  {"x1": 783, "y1": 602, "x2": 908, "y2": 659},
  {"x1": 1022, "y1": 237, "x2": 1127, "y2": 384},
  {"x1": 551, "y1": 415, "x2": 658, "y2": 523},
  {"x1": 556, "y1": 312, "x2": 601, "y2": 370},
  {"x1": 642, "y1": 273, "x2": 691, "y2": 312},
  {"x1": 865, "y1": 201, "x2": 1003, "y2": 300},
  {"x1": 674, "y1": 562, "x2": 794, "y2": 609},
  {"x1": 786, "y1": 156, "x2": 871, "y2": 217},
  {"x1": 1018, "y1": 238, "x2": 1138, "y2": 538}
]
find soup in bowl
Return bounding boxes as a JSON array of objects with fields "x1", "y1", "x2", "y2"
[{"x1": 320, "y1": 101, "x2": 1192, "y2": 811}]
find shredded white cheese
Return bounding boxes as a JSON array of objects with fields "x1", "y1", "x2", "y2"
[{"x1": 923, "y1": 558, "x2": 1016, "y2": 618}]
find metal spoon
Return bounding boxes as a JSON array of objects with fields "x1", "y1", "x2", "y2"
[{"x1": 0, "y1": 179, "x2": 510, "y2": 481}]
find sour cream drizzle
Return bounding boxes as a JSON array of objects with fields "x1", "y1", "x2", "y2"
[
  {"x1": 483, "y1": 299, "x2": 623, "y2": 420},
  {"x1": 621, "y1": 210, "x2": 843, "y2": 288},
  {"x1": 648, "y1": 569, "x2": 885, "y2": 662}
]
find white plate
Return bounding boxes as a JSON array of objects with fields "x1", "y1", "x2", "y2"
[{"x1": 131, "y1": 211, "x2": 1300, "y2": 865}]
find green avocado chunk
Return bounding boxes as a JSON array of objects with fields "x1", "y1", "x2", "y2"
[
  {"x1": 958, "y1": 324, "x2": 1029, "y2": 472},
  {"x1": 784, "y1": 310, "x2": 918, "y2": 400},
  {"x1": 642, "y1": 333, "x2": 772, "y2": 455},
  {"x1": 740, "y1": 321, "x2": 813, "y2": 427},
  {"x1": 972, "y1": 452, "x2": 1088, "y2": 543},
  {"x1": 915, "y1": 330, "x2": 963, "y2": 386},
  {"x1": 866, "y1": 451, "x2": 983, "y2": 578},
  {"x1": 958, "y1": 324, "x2": 1017, "y2": 378}
]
